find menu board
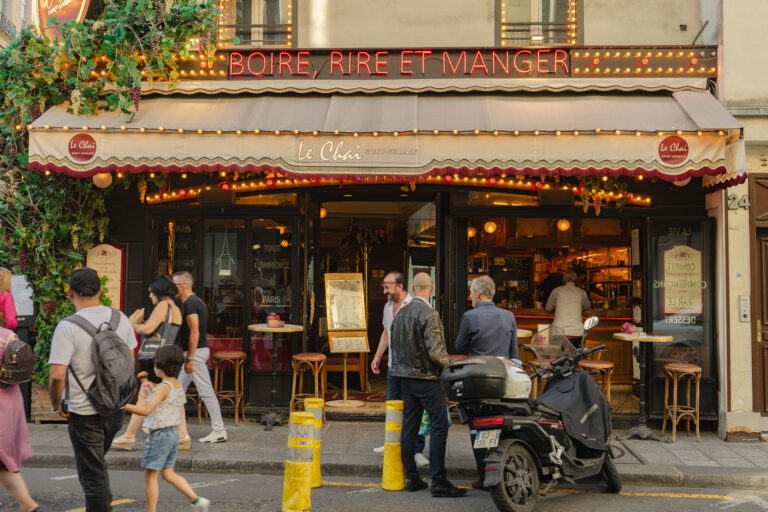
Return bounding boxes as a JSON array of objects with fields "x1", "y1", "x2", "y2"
[
  {"x1": 325, "y1": 273, "x2": 366, "y2": 330},
  {"x1": 329, "y1": 332, "x2": 370, "y2": 353},
  {"x1": 86, "y1": 243, "x2": 124, "y2": 310},
  {"x1": 661, "y1": 245, "x2": 703, "y2": 315}
]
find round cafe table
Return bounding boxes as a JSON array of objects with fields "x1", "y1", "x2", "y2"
[
  {"x1": 517, "y1": 328, "x2": 533, "y2": 340},
  {"x1": 613, "y1": 332, "x2": 674, "y2": 442},
  {"x1": 249, "y1": 323, "x2": 304, "y2": 431}
]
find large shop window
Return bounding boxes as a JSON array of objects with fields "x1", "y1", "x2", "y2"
[
  {"x1": 156, "y1": 219, "x2": 199, "y2": 277},
  {"x1": 218, "y1": 0, "x2": 292, "y2": 47},
  {"x1": 250, "y1": 218, "x2": 293, "y2": 371},
  {"x1": 203, "y1": 219, "x2": 246, "y2": 339}
]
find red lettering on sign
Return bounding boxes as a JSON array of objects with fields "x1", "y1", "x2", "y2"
[
  {"x1": 415, "y1": 50, "x2": 431, "y2": 74},
  {"x1": 330, "y1": 51, "x2": 344, "y2": 75},
  {"x1": 443, "y1": 51, "x2": 467, "y2": 75},
  {"x1": 536, "y1": 49, "x2": 551, "y2": 74},
  {"x1": 247, "y1": 52, "x2": 267, "y2": 76},
  {"x1": 658, "y1": 136, "x2": 689, "y2": 166},
  {"x1": 278, "y1": 52, "x2": 292, "y2": 75},
  {"x1": 513, "y1": 50, "x2": 532, "y2": 74},
  {"x1": 348, "y1": 52, "x2": 353, "y2": 75},
  {"x1": 553, "y1": 49, "x2": 568, "y2": 74},
  {"x1": 269, "y1": 52, "x2": 275, "y2": 74},
  {"x1": 296, "y1": 51, "x2": 311, "y2": 76},
  {"x1": 470, "y1": 50, "x2": 489, "y2": 75},
  {"x1": 491, "y1": 50, "x2": 509, "y2": 75},
  {"x1": 68, "y1": 133, "x2": 97, "y2": 162},
  {"x1": 400, "y1": 50, "x2": 414, "y2": 75},
  {"x1": 357, "y1": 51, "x2": 371, "y2": 75},
  {"x1": 229, "y1": 52, "x2": 244, "y2": 76},
  {"x1": 375, "y1": 51, "x2": 388, "y2": 75}
]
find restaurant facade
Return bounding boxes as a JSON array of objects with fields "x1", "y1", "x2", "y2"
[{"x1": 28, "y1": 0, "x2": 760, "y2": 435}]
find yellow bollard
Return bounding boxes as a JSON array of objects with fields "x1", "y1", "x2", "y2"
[
  {"x1": 382, "y1": 399, "x2": 405, "y2": 491},
  {"x1": 305, "y1": 398, "x2": 324, "y2": 489},
  {"x1": 282, "y1": 411, "x2": 315, "y2": 512}
]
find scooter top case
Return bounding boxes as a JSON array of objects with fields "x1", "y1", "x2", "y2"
[{"x1": 441, "y1": 355, "x2": 507, "y2": 401}]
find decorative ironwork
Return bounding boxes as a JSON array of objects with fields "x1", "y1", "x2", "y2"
[{"x1": 501, "y1": 22, "x2": 571, "y2": 46}]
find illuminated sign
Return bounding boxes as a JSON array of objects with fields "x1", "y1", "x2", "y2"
[{"x1": 37, "y1": 0, "x2": 101, "y2": 40}]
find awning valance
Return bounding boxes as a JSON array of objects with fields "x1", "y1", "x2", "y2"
[{"x1": 28, "y1": 91, "x2": 741, "y2": 182}]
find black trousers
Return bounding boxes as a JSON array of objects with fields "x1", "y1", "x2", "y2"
[
  {"x1": 68, "y1": 410, "x2": 124, "y2": 512},
  {"x1": 401, "y1": 377, "x2": 449, "y2": 485}
]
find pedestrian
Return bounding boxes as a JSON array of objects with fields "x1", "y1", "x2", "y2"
[
  {"x1": 48, "y1": 267, "x2": 137, "y2": 512},
  {"x1": 171, "y1": 271, "x2": 227, "y2": 444},
  {"x1": 389, "y1": 272, "x2": 466, "y2": 498},
  {"x1": 545, "y1": 270, "x2": 591, "y2": 347},
  {"x1": 0, "y1": 267, "x2": 18, "y2": 330},
  {"x1": 0, "y1": 325, "x2": 40, "y2": 512},
  {"x1": 455, "y1": 275, "x2": 518, "y2": 491},
  {"x1": 125, "y1": 345, "x2": 210, "y2": 512},
  {"x1": 112, "y1": 276, "x2": 184, "y2": 451},
  {"x1": 370, "y1": 271, "x2": 428, "y2": 466}
]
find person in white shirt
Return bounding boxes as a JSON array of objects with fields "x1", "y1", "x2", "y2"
[
  {"x1": 370, "y1": 271, "x2": 427, "y2": 466},
  {"x1": 545, "y1": 270, "x2": 591, "y2": 347}
]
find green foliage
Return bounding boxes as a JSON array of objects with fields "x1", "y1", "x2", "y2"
[{"x1": 0, "y1": 0, "x2": 218, "y2": 384}]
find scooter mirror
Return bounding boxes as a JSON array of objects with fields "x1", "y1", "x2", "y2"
[{"x1": 583, "y1": 316, "x2": 599, "y2": 331}]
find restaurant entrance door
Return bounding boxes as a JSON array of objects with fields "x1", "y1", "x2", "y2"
[{"x1": 754, "y1": 229, "x2": 768, "y2": 414}]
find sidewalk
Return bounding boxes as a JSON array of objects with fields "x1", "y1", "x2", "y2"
[{"x1": 24, "y1": 418, "x2": 768, "y2": 491}]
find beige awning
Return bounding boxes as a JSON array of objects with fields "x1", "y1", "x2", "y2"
[{"x1": 29, "y1": 91, "x2": 741, "y2": 182}]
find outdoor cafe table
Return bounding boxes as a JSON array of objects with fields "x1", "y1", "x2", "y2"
[
  {"x1": 248, "y1": 323, "x2": 303, "y2": 431},
  {"x1": 613, "y1": 332, "x2": 674, "y2": 442}
]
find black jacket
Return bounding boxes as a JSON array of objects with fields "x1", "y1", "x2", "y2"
[{"x1": 389, "y1": 298, "x2": 451, "y2": 380}]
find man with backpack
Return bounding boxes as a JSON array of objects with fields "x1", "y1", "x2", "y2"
[{"x1": 48, "y1": 267, "x2": 137, "y2": 512}]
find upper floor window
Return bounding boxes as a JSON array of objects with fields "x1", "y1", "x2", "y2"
[
  {"x1": 218, "y1": 0, "x2": 293, "y2": 48},
  {"x1": 498, "y1": 0, "x2": 577, "y2": 47}
]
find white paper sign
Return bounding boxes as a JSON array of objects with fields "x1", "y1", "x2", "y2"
[{"x1": 11, "y1": 274, "x2": 34, "y2": 317}]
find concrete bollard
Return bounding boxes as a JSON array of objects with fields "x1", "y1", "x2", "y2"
[
  {"x1": 282, "y1": 411, "x2": 315, "y2": 512},
  {"x1": 305, "y1": 398, "x2": 325, "y2": 489},
  {"x1": 382, "y1": 399, "x2": 405, "y2": 491}
]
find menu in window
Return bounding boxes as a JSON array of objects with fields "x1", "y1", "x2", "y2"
[{"x1": 661, "y1": 245, "x2": 703, "y2": 315}]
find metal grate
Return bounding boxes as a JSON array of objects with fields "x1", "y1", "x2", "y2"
[{"x1": 500, "y1": 22, "x2": 571, "y2": 46}]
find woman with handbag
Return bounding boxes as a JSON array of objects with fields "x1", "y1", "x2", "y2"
[
  {"x1": 0, "y1": 325, "x2": 40, "y2": 511},
  {"x1": 0, "y1": 267, "x2": 18, "y2": 331},
  {"x1": 113, "y1": 276, "x2": 183, "y2": 451}
]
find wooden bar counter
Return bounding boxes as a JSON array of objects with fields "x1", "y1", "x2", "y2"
[{"x1": 513, "y1": 308, "x2": 634, "y2": 384}]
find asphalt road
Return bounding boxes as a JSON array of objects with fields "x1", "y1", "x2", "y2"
[{"x1": 2, "y1": 468, "x2": 768, "y2": 512}]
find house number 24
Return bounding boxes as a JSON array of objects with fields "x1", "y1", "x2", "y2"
[{"x1": 727, "y1": 194, "x2": 750, "y2": 210}]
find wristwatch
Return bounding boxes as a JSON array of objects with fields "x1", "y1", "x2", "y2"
[
  {"x1": 50, "y1": 407, "x2": 61, "y2": 414},
  {"x1": 185, "y1": 358, "x2": 192, "y2": 362}
]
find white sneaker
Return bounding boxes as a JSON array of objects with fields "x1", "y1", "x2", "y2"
[
  {"x1": 373, "y1": 445, "x2": 385, "y2": 454},
  {"x1": 415, "y1": 452, "x2": 430, "y2": 466},
  {"x1": 199, "y1": 430, "x2": 227, "y2": 443},
  {"x1": 191, "y1": 496, "x2": 210, "y2": 511}
]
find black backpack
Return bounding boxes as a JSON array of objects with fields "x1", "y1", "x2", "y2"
[
  {"x1": 64, "y1": 309, "x2": 137, "y2": 416},
  {"x1": 0, "y1": 332, "x2": 35, "y2": 384}
]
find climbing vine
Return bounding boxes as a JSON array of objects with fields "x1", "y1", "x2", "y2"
[{"x1": 0, "y1": 0, "x2": 218, "y2": 384}]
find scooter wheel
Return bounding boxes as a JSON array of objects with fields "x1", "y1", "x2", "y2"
[
  {"x1": 490, "y1": 443, "x2": 539, "y2": 512},
  {"x1": 601, "y1": 454, "x2": 622, "y2": 493}
]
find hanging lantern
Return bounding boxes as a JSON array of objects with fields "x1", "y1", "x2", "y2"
[
  {"x1": 92, "y1": 173, "x2": 112, "y2": 188},
  {"x1": 320, "y1": 207, "x2": 327, "y2": 219},
  {"x1": 280, "y1": 239, "x2": 289, "y2": 247},
  {"x1": 467, "y1": 226, "x2": 477, "y2": 238},
  {"x1": 484, "y1": 221, "x2": 497, "y2": 234},
  {"x1": 557, "y1": 219, "x2": 571, "y2": 232}
]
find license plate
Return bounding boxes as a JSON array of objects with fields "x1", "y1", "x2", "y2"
[{"x1": 474, "y1": 429, "x2": 501, "y2": 449}]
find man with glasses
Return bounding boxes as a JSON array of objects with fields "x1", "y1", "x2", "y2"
[
  {"x1": 171, "y1": 271, "x2": 227, "y2": 444},
  {"x1": 370, "y1": 272, "x2": 427, "y2": 466}
]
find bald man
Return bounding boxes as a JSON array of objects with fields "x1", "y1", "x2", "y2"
[{"x1": 389, "y1": 273, "x2": 466, "y2": 498}]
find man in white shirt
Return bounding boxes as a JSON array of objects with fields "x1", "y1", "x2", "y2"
[
  {"x1": 48, "y1": 267, "x2": 137, "y2": 512},
  {"x1": 545, "y1": 270, "x2": 591, "y2": 347},
  {"x1": 370, "y1": 271, "x2": 427, "y2": 465}
]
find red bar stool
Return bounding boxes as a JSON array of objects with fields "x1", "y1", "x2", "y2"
[
  {"x1": 661, "y1": 362, "x2": 702, "y2": 442},
  {"x1": 212, "y1": 350, "x2": 247, "y2": 426},
  {"x1": 290, "y1": 353, "x2": 326, "y2": 413}
]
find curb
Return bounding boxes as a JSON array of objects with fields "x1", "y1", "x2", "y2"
[{"x1": 25, "y1": 454, "x2": 768, "y2": 491}]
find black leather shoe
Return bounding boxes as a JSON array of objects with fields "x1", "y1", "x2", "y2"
[
  {"x1": 431, "y1": 482, "x2": 468, "y2": 497},
  {"x1": 405, "y1": 478, "x2": 428, "y2": 492}
]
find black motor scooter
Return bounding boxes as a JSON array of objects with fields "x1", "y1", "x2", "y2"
[{"x1": 441, "y1": 318, "x2": 621, "y2": 512}]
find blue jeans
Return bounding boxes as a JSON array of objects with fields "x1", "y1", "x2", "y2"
[
  {"x1": 387, "y1": 372, "x2": 425, "y2": 454},
  {"x1": 68, "y1": 410, "x2": 124, "y2": 512}
]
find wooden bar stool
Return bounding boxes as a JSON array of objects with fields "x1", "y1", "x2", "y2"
[
  {"x1": 212, "y1": 350, "x2": 247, "y2": 426},
  {"x1": 661, "y1": 362, "x2": 702, "y2": 442},
  {"x1": 579, "y1": 340, "x2": 615, "y2": 404},
  {"x1": 291, "y1": 352, "x2": 326, "y2": 413}
]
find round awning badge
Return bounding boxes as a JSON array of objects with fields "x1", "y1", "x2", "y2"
[
  {"x1": 68, "y1": 133, "x2": 97, "y2": 162},
  {"x1": 658, "y1": 136, "x2": 689, "y2": 166}
]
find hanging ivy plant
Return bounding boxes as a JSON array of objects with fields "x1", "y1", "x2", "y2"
[{"x1": 0, "y1": 0, "x2": 218, "y2": 384}]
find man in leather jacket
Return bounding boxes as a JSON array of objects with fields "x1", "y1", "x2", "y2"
[{"x1": 390, "y1": 272, "x2": 466, "y2": 498}]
